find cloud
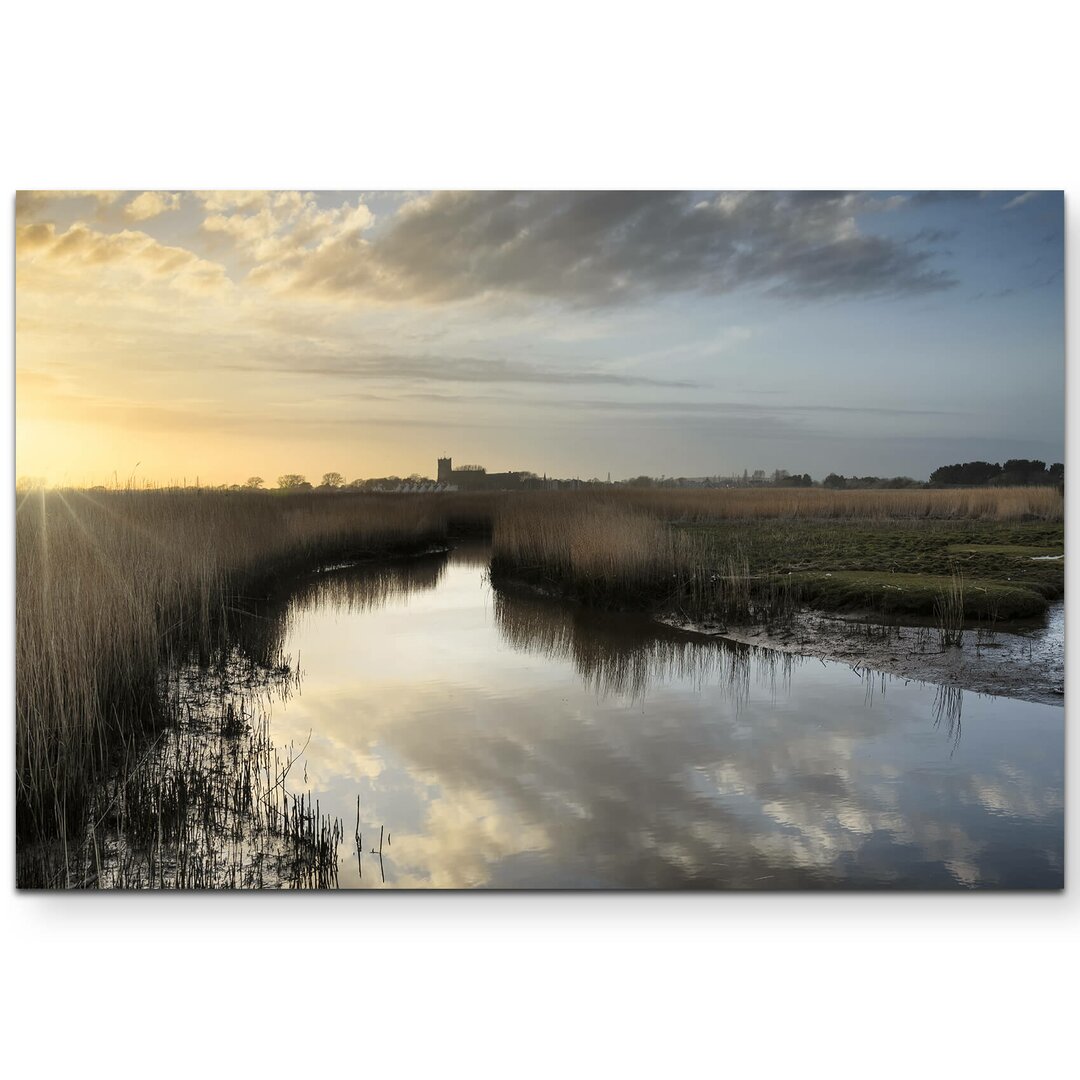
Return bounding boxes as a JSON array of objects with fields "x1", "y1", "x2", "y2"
[
  {"x1": 906, "y1": 191, "x2": 982, "y2": 205},
  {"x1": 19, "y1": 384, "x2": 482, "y2": 436},
  {"x1": 1002, "y1": 191, "x2": 1039, "y2": 211},
  {"x1": 492, "y1": 396, "x2": 960, "y2": 418},
  {"x1": 196, "y1": 190, "x2": 274, "y2": 213},
  {"x1": 16, "y1": 221, "x2": 232, "y2": 295},
  {"x1": 200, "y1": 190, "x2": 375, "y2": 264},
  {"x1": 16, "y1": 190, "x2": 123, "y2": 221},
  {"x1": 123, "y1": 191, "x2": 182, "y2": 221},
  {"x1": 15, "y1": 191, "x2": 53, "y2": 220},
  {"x1": 244, "y1": 190, "x2": 955, "y2": 307},
  {"x1": 219, "y1": 352, "x2": 701, "y2": 388}
]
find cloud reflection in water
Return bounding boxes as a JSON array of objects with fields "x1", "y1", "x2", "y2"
[{"x1": 260, "y1": 546, "x2": 1063, "y2": 889}]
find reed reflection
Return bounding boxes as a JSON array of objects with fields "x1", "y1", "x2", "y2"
[
  {"x1": 932, "y1": 684, "x2": 964, "y2": 750},
  {"x1": 292, "y1": 552, "x2": 449, "y2": 615},
  {"x1": 215, "y1": 551, "x2": 451, "y2": 678},
  {"x1": 493, "y1": 588, "x2": 799, "y2": 707}
]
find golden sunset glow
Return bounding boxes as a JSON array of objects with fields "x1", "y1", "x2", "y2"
[
  {"x1": 16, "y1": 191, "x2": 424, "y2": 484},
  {"x1": 15, "y1": 189, "x2": 1064, "y2": 487}
]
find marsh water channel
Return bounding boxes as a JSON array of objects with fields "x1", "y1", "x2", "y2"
[{"x1": 198, "y1": 541, "x2": 1061, "y2": 890}]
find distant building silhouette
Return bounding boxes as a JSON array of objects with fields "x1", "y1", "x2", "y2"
[{"x1": 436, "y1": 456, "x2": 527, "y2": 491}]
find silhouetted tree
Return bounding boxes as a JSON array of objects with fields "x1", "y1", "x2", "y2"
[
  {"x1": 277, "y1": 474, "x2": 311, "y2": 490},
  {"x1": 320, "y1": 472, "x2": 345, "y2": 488},
  {"x1": 771, "y1": 470, "x2": 812, "y2": 487},
  {"x1": 244, "y1": 476, "x2": 264, "y2": 489},
  {"x1": 929, "y1": 461, "x2": 1002, "y2": 486},
  {"x1": 356, "y1": 476, "x2": 402, "y2": 490},
  {"x1": 999, "y1": 459, "x2": 1048, "y2": 485}
]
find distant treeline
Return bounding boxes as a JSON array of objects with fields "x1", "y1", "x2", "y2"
[
  {"x1": 198, "y1": 473, "x2": 447, "y2": 492},
  {"x1": 815, "y1": 460, "x2": 1063, "y2": 491},
  {"x1": 822, "y1": 474, "x2": 922, "y2": 490},
  {"x1": 928, "y1": 460, "x2": 1063, "y2": 487},
  {"x1": 31, "y1": 458, "x2": 1063, "y2": 496}
]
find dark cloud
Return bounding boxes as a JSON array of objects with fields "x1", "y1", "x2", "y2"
[
  {"x1": 252, "y1": 191, "x2": 956, "y2": 306},
  {"x1": 538, "y1": 398, "x2": 959, "y2": 418},
  {"x1": 908, "y1": 227, "x2": 958, "y2": 245},
  {"x1": 220, "y1": 352, "x2": 701, "y2": 388},
  {"x1": 906, "y1": 191, "x2": 983, "y2": 205},
  {"x1": 390, "y1": 389, "x2": 956, "y2": 418}
]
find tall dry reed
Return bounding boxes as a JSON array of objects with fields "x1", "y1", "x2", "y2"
[
  {"x1": 15, "y1": 488, "x2": 477, "y2": 849},
  {"x1": 610, "y1": 485, "x2": 1063, "y2": 522},
  {"x1": 935, "y1": 569, "x2": 966, "y2": 648},
  {"x1": 491, "y1": 494, "x2": 764, "y2": 619}
]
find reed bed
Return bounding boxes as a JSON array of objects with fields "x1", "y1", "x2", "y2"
[
  {"x1": 935, "y1": 569, "x2": 967, "y2": 648},
  {"x1": 491, "y1": 494, "x2": 775, "y2": 622},
  {"x1": 20, "y1": 650, "x2": 344, "y2": 889},
  {"x1": 492, "y1": 498, "x2": 678, "y2": 600},
  {"x1": 490, "y1": 486, "x2": 1062, "y2": 627},
  {"x1": 605, "y1": 485, "x2": 1063, "y2": 523},
  {"x1": 15, "y1": 488, "x2": 488, "y2": 860}
]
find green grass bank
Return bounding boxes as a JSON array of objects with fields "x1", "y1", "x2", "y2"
[{"x1": 678, "y1": 519, "x2": 1064, "y2": 620}]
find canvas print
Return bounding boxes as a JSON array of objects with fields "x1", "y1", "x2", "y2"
[{"x1": 14, "y1": 190, "x2": 1064, "y2": 889}]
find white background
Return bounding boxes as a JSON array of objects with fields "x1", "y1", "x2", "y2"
[{"x1": 3, "y1": 3, "x2": 1077, "y2": 1077}]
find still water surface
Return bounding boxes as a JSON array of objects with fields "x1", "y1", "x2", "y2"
[{"x1": 267, "y1": 545, "x2": 1063, "y2": 888}]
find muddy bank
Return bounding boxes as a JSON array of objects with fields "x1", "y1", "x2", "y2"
[
  {"x1": 661, "y1": 603, "x2": 1064, "y2": 707},
  {"x1": 492, "y1": 563, "x2": 1065, "y2": 706}
]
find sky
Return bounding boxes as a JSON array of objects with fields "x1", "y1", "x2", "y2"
[{"x1": 14, "y1": 189, "x2": 1064, "y2": 486}]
